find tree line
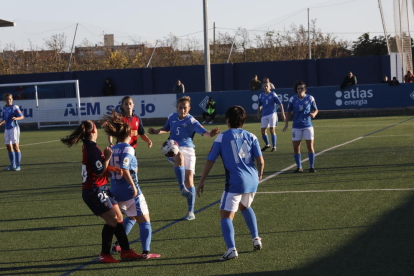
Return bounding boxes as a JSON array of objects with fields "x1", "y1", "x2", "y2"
[{"x1": 0, "y1": 21, "x2": 396, "y2": 75}]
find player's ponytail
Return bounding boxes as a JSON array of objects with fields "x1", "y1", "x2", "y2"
[
  {"x1": 101, "y1": 110, "x2": 130, "y2": 141},
  {"x1": 60, "y1": 121, "x2": 94, "y2": 147}
]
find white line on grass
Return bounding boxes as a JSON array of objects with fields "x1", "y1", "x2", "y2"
[
  {"x1": 257, "y1": 188, "x2": 414, "y2": 194},
  {"x1": 0, "y1": 139, "x2": 60, "y2": 150}
]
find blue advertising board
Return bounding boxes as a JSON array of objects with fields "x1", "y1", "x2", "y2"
[{"x1": 180, "y1": 83, "x2": 414, "y2": 116}]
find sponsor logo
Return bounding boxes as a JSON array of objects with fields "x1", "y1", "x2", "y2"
[
  {"x1": 335, "y1": 87, "x2": 373, "y2": 107},
  {"x1": 199, "y1": 96, "x2": 209, "y2": 112},
  {"x1": 95, "y1": 160, "x2": 103, "y2": 169},
  {"x1": 105, "y1": 100, "x2": 155, "y2": 117},
  {"x1": 123, "y1": 157, "x2": 130, "y2": 166},
  {"x1": 410, "y1": 91, "x2": 414, "y2": 100}
]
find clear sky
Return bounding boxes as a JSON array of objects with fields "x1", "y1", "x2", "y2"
[{"x1": 0, "y1": 0, "x2": 410, "y2": 52}]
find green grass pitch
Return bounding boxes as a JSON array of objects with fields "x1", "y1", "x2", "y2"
[{"x1": 0, "y1": 115, "x2": 413, "y2": 275}]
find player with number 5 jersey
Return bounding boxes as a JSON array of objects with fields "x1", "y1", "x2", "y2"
[
  {"x1": 283, "y1": 81, "x2": 318, "y2": 173},
  {"x1": 148, "y1": 96, "x2": 220, "y2": 221}
]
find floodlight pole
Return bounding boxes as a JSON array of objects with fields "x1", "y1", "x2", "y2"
[
  {"x1": 146, "y1": 41, "x2": 158, "y2": 68},
  {"x1": 378, "y1": 0, "x2": 390, "y2": 55},
  {"x1": 203, "y1": 0, "x2": 212, "y2": 92},
  {"x1": 67, "y1": 23, "x2": 78, "y2": 72}
]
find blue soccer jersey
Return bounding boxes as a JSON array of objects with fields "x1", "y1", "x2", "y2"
[
  {"x1": 286, "y1": 94, "x2": 317, "y2": 129},
  {"x1": 258, "y1": 92, "x2": 282, "y2": 116},
  {"x1": 163, "y1": 113, "x2": 207, "y2": 148},
  {"x1": 2, "y1": 104, "x2": 23, "y2": 130},
  {"x1": 207, "y1": 129, "x2": 262, "y2": 193},
  {"x1": 109, "y1": 143, "x2": 142, "y2": 202}
]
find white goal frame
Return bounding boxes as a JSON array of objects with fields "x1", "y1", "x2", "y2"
[{"x1": 0, "y1": 80, "x2": 81, "y2": 129}]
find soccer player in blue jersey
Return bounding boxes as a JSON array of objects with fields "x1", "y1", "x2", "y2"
[
  {"x1": 257, "y1": 83, "x2": 286, "y2": 152},
  {"x1": 102, "y1": 111, "x2": 160, "y2": 259},
  {"x1": 283, "y1": 81, "x2": 318, "y2": 173},
  {"x1": 0, "y1": 93, "x2": 24, "y2": 171},
  {"x1": 197, "y1": 105, "x2": 264, "y2": 261},
  {"x1": 148, "y1": 96, "x2": 220, "y2": 220},
  {"x1": 61, "y1": 120, "x2": 143, "y2": 263}
]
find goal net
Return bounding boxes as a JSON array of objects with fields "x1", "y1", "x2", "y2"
[{"x1": 0, "y1": 80, "x2": 81, "y2": 129}]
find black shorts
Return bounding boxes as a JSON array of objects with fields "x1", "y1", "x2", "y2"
[{"x1": 82, "y1": 185, "x2": 118, "y2": 216}]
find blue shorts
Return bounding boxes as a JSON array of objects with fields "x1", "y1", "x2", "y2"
[{"x1": 82, "y1": 185, "x2": 118, "y2": 216}]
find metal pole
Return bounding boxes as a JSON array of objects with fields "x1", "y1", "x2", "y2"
[
  {"x1": 146, "y1": 41, "x2": 158, "y2": 68},
  {"x1": 203, "y1": 0, "x2": 212, "y2": 92},
  {"x1": 378, "y1": 0, "x2": 390, "y2": 55},
  {"x1": 398, "y1": 0, "x2": 404, "y2": 78},
  {"x1": 213, "y1": 22, "x2": 216, "y2": 45},
  {"x1": 226, "y1": 37, "x2": 236, "y2": 63},
  {"x1": 308, "y1": 8, "x2": 311, "y2": 59},
  {"x1": 67, "y1": 23, "x2": 78, "y2": 72}
]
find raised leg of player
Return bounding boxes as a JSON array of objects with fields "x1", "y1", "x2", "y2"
[{"x1": 173, "y1": 152, "x2": 186, "y2": 192}]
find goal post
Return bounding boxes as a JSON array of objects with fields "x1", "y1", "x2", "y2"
[{"x1": 0, "y1": 80, "x2": 81, "y2": 129}]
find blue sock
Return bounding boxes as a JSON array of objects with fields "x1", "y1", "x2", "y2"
[
  {"x1": 294, "y1": 153, "x2": 302, "y2": 168},
  {"x1": 187, "y1": 186, "x2": 195, "y2": 213},
  {"x1": 271, "y1": 134, "x2": 277, "y2": 148},
  {"x1": 221, "y1": 218, "x2": 235, "y2": 249},
  {"x1": 241, "y1": 207, "x2": 259, "y2": 239},
  {"x1": 15, "y1": 152, "x2": 21, "y2": 167},
  {"x1": 308, "y1": 152, "x2": 315, "y2": 168},
  {"x1": 262, "y1": 134, "x2": 269, "y2": 146},
  {"x1": 8, "y1": 152, "x2": 15, "y2": 167},
  {"x1": 174, "y1": 166, "x2": 186, "y2": 191},
  {"x1": 139, "y1": 222, "x2": 152, "y2": 252},
  {"x1": 123, "y1": 217, "x2": 136, "y2": 235}
]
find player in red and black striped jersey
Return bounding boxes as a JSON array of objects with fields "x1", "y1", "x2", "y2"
[
  {"x1": 108, "y1": 96, "x2": 153, "y2": 150},
  {"x1": 61, "y1": 120, "x2": 143, "y2": 263}
]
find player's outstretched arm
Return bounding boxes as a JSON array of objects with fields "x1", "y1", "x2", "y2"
[
  {"x1": 148, "y1": 127, "x2": 169, "y2": 135},
  {"x1": 140, "y1": 134, "x2": 153, "y2": 148},
  {"x1": 256, "y1": 156, "x2": 264, "y2": 181},
  {"x1": 197, "y1": 160, "x2": 215, "y2": 197},
  {"x1": 203, "y1": 127, "x2": 220, "y2": 138}
]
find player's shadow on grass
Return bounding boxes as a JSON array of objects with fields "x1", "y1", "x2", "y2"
[
  {"x1": 230, "y1": 192, "x2": 414, "y2": 276},
  {"x1": 0, "y1": 214, "x2": 93, "y2": 223},
  {"x1": 0, "y1": 223, "x2": 101, "y2": 233}
]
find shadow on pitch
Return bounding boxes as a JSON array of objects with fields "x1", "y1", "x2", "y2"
[{"x1": 228, "y1": 193, "x2": 414, "y2": 276}]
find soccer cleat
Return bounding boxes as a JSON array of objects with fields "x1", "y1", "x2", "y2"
[
  {"x1": 4, "y1": 165, "x2": 15, "y2": 171},
  {"x1": 202, "y1": 121, "x2": 207, "y2": 124},
  {"x1": 271, "y1": 147, "x2": 276, "y2": 152},
  {"x1": 253, "y1": 238, "x2": 263, "y2": 251},
  {"x1": 98, "y1": 253, "x2": 120, "y2": 263},
  {"x1": 12, "y1": 166, "x2": 21, "y2": 171},
  {"x1": 261, "y1": 145, "x2": 271, "y2": 152},
  {"x1": 142, "y1": 253, "x2": 161, "y2": 259},
  {"x1": 220, "y1": 248, "x2": 238, "y2": 261},
  {"x1": 208, "y1": 121, "x2": 213, "y2": 124},
  {"x1": 181, "y1": 187, "x2": 194, "y2": 199},
  {"x1": 120, "y1": 249, "x2": 143, "y2": 261},
  {"x1": 292, "y1": 167, "x2": 303, "y2": 173},
  {"x1": 309, "y1": 167, "x2": 317, "y2": 173},
  {"x1": 183, "y1": 212, "x2": 195, "y2": 221},
  {"x1": 112, "y1": 243, "x2": 121, "y2": 253}
]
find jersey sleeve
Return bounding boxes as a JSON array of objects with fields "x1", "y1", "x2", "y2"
[
  {"x1": 191, "y1": 117, "x2": 207, "y2": 136},
  {"x1": 273, "y1": 93, "x2": 282, "y2": 105},
  {"x1": 251, "y1": 134, "x2": 262, "y2": 158},
  {"x1": 258, "y1": 94, "x2": 263, "y2": 107},
  {"x1": 87, "y1": 147, "x2": 106, "y2": 175},
  {"x1": 207, "y1": 134, "x2": 223, "y2": 162},
  {"x1": 286, "y1": 96, "x2": 294, "y2": 112},
  {"x1": 310, "y1": 96, "x2": 318, "y2": 111},
  {"x1": 163, "y1": 113, "x2": 173, "y2": 132},
  {"x1": 13, "y1": 105, "x2": 23, "y2": 117},
  {"x1": 120, "y1": 146, "x2": 135, "y2": 170},
  {"x1": 137, "y1": 117, "x2": 145, "y2": 135}
]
